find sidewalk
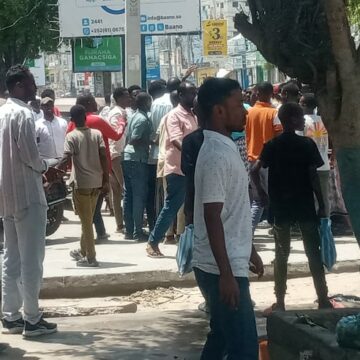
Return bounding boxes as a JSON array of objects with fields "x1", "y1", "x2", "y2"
[{"x1": 41, "y1": 210, "x2": 360, "y2": 298}]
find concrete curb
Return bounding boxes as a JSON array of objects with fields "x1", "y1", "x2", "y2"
[{"x1": 40, "y1": 260, "x2": 360, "y2": 299}]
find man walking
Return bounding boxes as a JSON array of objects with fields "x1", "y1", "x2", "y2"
[
  {"x1": 68, "y1": 95, "x2": 124, "y2": 241},
  {"x1": 246, "y1": 82, "x2": 282, "y2": 233},
  {"x1": 36, "y1": 97, "x2": 67, "y2": 160},
  {"x1": 122, "y1": 92, "x2": 153, "y2": 241},
  {"x1": 194, "y1": 78, "x2": 262, "y2": 359},
  {"x1": 58, "y1": 105, "x2": 109, "y2": 267},
  {"x1": 147, "y1": 82, "x2": 197, "y2": 257},
  {"x1": 107, "y1": 87, "x2": 130, "y2": 233},
  {"x1": 254, "y1": 103, "x2": 331, "y2": 313},
  {"x1": 0, "y1": 65, "x2": 58, "y2": 337}
]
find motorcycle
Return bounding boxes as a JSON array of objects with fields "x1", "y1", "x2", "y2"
[{"x1": 45, "y1": 177, "x2": 68, "y2": 237}]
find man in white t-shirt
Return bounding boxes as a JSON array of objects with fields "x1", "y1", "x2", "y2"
[
  {"x1": 300, "y1": 93, "x2": 331, "y2": 217},
  {"x1": 36, "y1": 97, "x2": 67, "y2": 161},
  {"x1": 194, "y1": 78, "x2": 263, "y2": 359}
]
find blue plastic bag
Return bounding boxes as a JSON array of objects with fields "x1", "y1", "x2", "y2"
[
  {"x1": 336, "y1": 313, "x2": 360, "y2": 350},
  {"x1": 176, "y1": 225, "x2": 194, "y2": 277},
  {"x1": 320, "y1": 218, "x2": 337, "y2": 271}
]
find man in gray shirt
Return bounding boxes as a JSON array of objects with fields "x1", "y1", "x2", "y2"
[{"x1": 122, "y1": 92, "x2": 153, "y2": 242}]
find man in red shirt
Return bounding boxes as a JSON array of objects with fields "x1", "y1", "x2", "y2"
[{"x1": 67, "y1": 95, "x2": 125, "y2": 242}]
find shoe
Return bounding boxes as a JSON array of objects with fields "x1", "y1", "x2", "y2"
[
  {"x1": 164, "y1": 236, "x2": 177, "y2": 245},
  {"x1": 2, "y1": 318, "x2": 24, "y2": 334},
  {"x1": 134, "y1": 233, "x2": 149, "y2": 243},
  {"x1": 124, "y1": 233, "x2": 133, "y2": 240},
  {"x1": 70, "y1": 249, "x2": 82, "y2": 261},
  {"x1": 115, "y1": 227, "x2": 125, "y2": 234},
  {"x1": 23, "y1": 318, "x2": 57, "y2": 338},
  {"x1": 76, "y1": 257, "x2": 99, "y2": 267},
  {"x1": 96, "y1": 233, "x2": 110, "y2": 242}
]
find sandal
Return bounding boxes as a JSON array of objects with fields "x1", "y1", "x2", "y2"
[
  {"x1": 146, "y1": 245, "x2": 164, "y2": 258},
  {"x1": 263, "y1": 303, "x2": 285, "y2": 317}
]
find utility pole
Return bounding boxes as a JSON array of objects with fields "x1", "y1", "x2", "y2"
[{"x1": 125, "y1": 0, "x2": 141, "y2": 87}]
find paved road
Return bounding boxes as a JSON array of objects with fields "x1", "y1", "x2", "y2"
[{"x1": 2, "y1": 311, "x2": 266, "y2": 360}]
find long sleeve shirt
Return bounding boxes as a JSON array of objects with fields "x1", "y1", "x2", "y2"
[{"x1": 0, "y1": 98, "x2": 48, "y2": 216}]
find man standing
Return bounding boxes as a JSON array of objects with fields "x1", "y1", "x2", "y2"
[
  {"x1": 0, "y1": 65, "x2": 58, "y2": 337},
  {"x1": 254, "y1": 103, "x2": 331, "y2": 313},
  {"x1": 122, "y1": 92, "x2": 153, "y2": 241},
  {"x1": 147, "y1": 82, "x2": 198, "y2": 257},
  {"x1": 300, "y1": 93, "x2": 331, "y2": 218},
  {"x1": 107, "y1": 87, "x2": 130, "y2": 233},
  {"x1": 194, "y1": 78, "x2": 262, "y2": 359},
  {"x1": 36, "y1": 97, "x2": 67, "y2": 160},
  {"x1": 68, "y1": 95, "x2": 124, "y2": 241},
  {"x1": 246, "y1": 82, "x2": 282, "y2": 233},
  {"x1": 57, "y1": 105, "x2": 109, "y2": 267},
  {"x1": 148, "y1": 79, "x2": 180, "y2": 230}
]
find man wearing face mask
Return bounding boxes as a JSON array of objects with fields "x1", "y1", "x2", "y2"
[{"x1": 147, "y1": 82, "x2": 198, "y2": 258}]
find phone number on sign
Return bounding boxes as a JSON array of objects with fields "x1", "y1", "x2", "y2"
[{"x1": 92, "y1": 27, "x2": 125, "y2": 34}]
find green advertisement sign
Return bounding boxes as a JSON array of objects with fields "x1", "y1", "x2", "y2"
[{"x1": 73, "y1": 37, "x2": 122, "y2": 72}]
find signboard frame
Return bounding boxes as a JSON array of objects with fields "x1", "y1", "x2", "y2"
[{"x1": 203, "y1": 19, "x2": 228, "y2": 57}]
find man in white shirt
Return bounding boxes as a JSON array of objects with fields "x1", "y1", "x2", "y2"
[
  {"x1": 194, "y1": 78, "x2": 263, "y2": 359},
  {"x1": 300, "y1": 93, "x2": 331, "y2": 217},
  {"x1": 0, "y1": 65, "x2": 59, "y2": 337},
  {"x1": 107, "y1": 87, "x2": 130, "y2": 232},
  {"x1": 36, "y1": 97, "x2": 67, "y2": 160}
]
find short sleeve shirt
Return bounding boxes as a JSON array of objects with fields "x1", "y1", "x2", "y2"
[
  {"x1": 260, "y1": 132, "x2": 324, "y2": 222},
  {"x1": 123, "y1": 110, "x2": 153, "y2": 163},
  {"x1": 64, "y1": 127, "x2": 105, "y2": 189},
  {"x1": 193, "y1": 130, "x2": 252, "y2": 277}
]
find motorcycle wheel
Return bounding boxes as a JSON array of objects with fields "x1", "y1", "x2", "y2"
[{"x1": 46, "y1": 204, "x2": 64, "y2": 237}]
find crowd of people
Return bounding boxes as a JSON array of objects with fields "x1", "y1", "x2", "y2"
[{"x1": 0, "y1": 63, "x2": 352, "y2": 356}]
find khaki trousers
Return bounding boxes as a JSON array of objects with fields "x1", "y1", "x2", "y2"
[
  {"x1": 73, "y1": 188, "x2": 100, "y2": 260},
  {"x1": 110, "y1": 157, "x2": 124, "y2": 229}
]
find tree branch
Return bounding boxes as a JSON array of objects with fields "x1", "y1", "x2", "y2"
[{"x1": 323, "y1": 0, "x2": 357, "y2": 84}]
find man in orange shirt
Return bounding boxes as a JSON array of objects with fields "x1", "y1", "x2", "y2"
[{"x1": 246, "y1": 82, "x2": 282, "y2": 234}]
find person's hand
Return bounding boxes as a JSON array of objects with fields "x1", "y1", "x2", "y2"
[
  {"x1": 219, "y1": 273, "x2": 240, "y2": 310},
  {"x1": 318, "y1": 206, "x2": 327, "y2": 219},
  {"x1": 183, "y1": 65, "x2": 197, "y2": 79},
  {"x1": 250, "y1": 250, "x2": 264, "y2": 279},
  {"x1": 44, "y1": 167, "x2": 64, "y2": 183},
  {"x1": 101, "y1": 181, "x2": 110, "y2": 195}
]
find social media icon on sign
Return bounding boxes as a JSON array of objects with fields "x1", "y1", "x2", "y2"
[
  {"x1": 157, "y1": 23, "x2": 164, "y2": 31},
  {"x1": 141, "y1": 24, "x2": 148, "y2": 32},
  {"x1": 83, "y1": 28, "x2": 90, "y2": 36},
  {"x1": 149, "y1": 24, "x2": 156, "y2": 32},
  {"x1": 141, "y1": 15, "x2": 147, "y2": 23},
  {"x1": 82, "y1": 18, "x2": 90, "y2": 26}
]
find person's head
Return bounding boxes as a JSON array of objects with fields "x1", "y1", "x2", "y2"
[
  {"x1": 148, "y1": 80, "x2": 166, "y2": 100},
  {"x1": 256, "y1": 82, "x2": 273, "y2": 103},
  {"x1": 170, "y1": 90, "x2": 180, "y2": 108},
  {"x1": 198, "y1": 78, "x2": 247, "y2": 134},
  {"x1": 70, "y1": 105, "x2": 87, "y2": 128},
  {"x1": 113, "y1": 87, "x2": 131, "y2": 109},
  {"x1": 128, "y1": 85, "x2": 142, "y2": 109},
  {"x1": 167, "y1": 77, "x2": 181, "y2": 93},
  {"x1": 76, "y1": 94, "x2": 98, "y2": 113},
  {"x1": 299, "y1": 93, "x2": 317, "y2": 115},
  {"x1": 40, "y1": 97, "x2": 55, "y2": 121},
  {"x1": 193, "y1": 95, "x2": 206, "y2": 129},
  {"x1": 29, "y1": 99, "x2": 41, "y2": 114},
  {"x1": 249, "y1": 86, "x2": 258, "y2": 106},
  {"x1": 281, "y1": 82, "x2": 300, "y2": 104},
  {"x1": 178, "y1": 81, "x2": 197, "y2": 110},
  {"x1": 41, "y1": 88, "x2": 56, "y2": 102},
  {"x1": 135, "y1": 92, "x2": 152, "y2": 113},
  {"x1": 5, "y1": 65, "x2": 37, "y2": 102},
  {"x1": 278, "y1": 103, "x2": 305, "y2": 132},
  {"x1": 104, "y1": 94, "x2": 111, "y2": 106}
]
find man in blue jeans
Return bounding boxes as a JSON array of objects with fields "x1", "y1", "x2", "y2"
[
  {"x1": 122, "y1": 93, "x2": 153, "y2": 242},
  {"x1": 147, "y1": 82, "x2": 198, "y2": 257},
  {"x1": 194, "y1": 78, "x2": 264, "y2": 359}
]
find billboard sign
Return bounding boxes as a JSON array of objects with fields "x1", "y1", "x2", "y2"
[
  {"x1": 25, "y1": 55, "x2": 46, "y2": 86},
  {"x1": 203, "y1": 20, "x2": 228, "y2": 56},
  {"x1": 73, "y1": 37, "x2": 122, "y2": 72},
  {"x1": 59, "y1": 0, "x2": 201, "y2": 38}
]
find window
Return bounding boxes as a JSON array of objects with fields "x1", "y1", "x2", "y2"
[
  {"x1": 220, "y1": 2, "x2": 224, "y2": 8},
  {"x1": 233, "y1": 1, "x2": 239, "y2": 7}
]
